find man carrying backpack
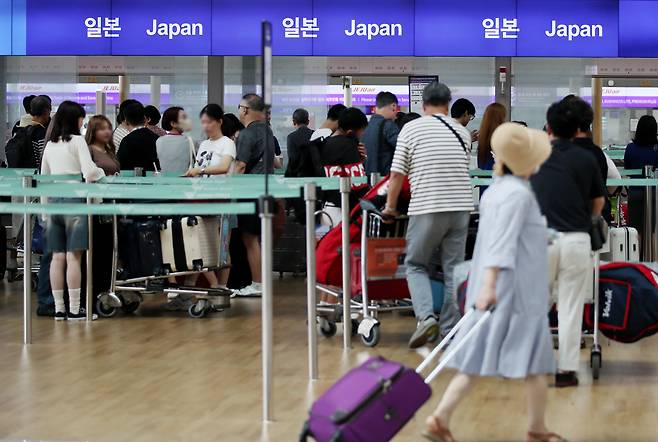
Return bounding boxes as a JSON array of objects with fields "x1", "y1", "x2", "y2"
[
  {"x1": 5, "y1": 95, "x2": 51, "y2": 169},
  {"x1": 4, "y1": 95, "x2": 54, "y2": 315},
  {"x1": 363, "y1": 92, "x2": 399, "y2": 176}
]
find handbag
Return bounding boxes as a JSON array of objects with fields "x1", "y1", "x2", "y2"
[
  {"x1": 187, "y1": 137, "x2": 197, "y2": 169},
  {"x1": 590, "y1": 215, "x2": 609, "y2": 251}
]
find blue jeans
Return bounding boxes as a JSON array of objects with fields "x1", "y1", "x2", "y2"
[
  {"x1": 37, "y1": 220, "x2": 54, "y2": 308},
  {"x1": 405, "y1": 211, "x2": 470, "y2": 335}
]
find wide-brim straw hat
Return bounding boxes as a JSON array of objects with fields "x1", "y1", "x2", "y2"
[{"x1": 491, "y1": 122, "x2": 551, "y2": 176}]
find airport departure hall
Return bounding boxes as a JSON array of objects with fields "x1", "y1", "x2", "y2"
[{"x1": 2, "y1": 1, "x2": 658, "y2": 441}]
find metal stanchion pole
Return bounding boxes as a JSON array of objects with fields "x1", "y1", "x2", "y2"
[
  {"x1": 305, "y1": 183, "x2": 318, "y2": 380},
  {"x1": 22, "y1": 176, "x2": 33, "y2": 345},
  {"x1": 340, "y1": 177, "x2": 352, "y2": 349},
  {"x1": 260, "y1": 196, "x2": 274, "y2": 422},
  {"x1": 654, "y1": 170, "x2": 658, "y2": 260},
  {"x1": 86, "y1": 197, "x2": 93, "y2": 321},
  {"x1": 369, "y1": 173, "x2": 381, "y2": 187},
  {"x1": 644, "y1": 166, "x2": 653, "y2": 261}
]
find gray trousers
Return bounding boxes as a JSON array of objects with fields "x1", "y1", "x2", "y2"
[{"x1": 405, "y1": 211, "x2": 470, "y2": 335}]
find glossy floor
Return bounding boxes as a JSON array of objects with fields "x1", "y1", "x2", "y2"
[{"x1": 1, "y1": 278, "x2": 657, "y2": 442}]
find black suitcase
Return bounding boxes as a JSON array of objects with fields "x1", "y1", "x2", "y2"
[
  {"x1": 227, "y1": 228, "x2": 252, "y2": 290},
  {"x1": 118, "y1": 218, "x2": 163, "y2": 278},
  {"x1": 273, "y1": 215, "x2": 306, "y2": 277},
  {"x1": 0, "y1": 223, "x2": 6, "y2": 281}
]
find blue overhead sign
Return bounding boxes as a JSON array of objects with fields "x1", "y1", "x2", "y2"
[
  {"x1": 516, "y1": 0, "x2": 619, "y2": 57},
  {"x1": 0, "y1": 1, "x2": 655, "y2": 57},
  {"x1": 415, "y1": 0, "x2": 517, "y2": 57}
]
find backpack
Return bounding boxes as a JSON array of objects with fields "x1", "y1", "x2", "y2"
[
  {"x1": 284, "y1": 137, "x2": 326, "y2": 179},
  {"x1": 5, "y1": 125, "x2": 36, "y2": 169},
  {"x1": 284, "y1": 137, "x2": 327, "y2": 224}
]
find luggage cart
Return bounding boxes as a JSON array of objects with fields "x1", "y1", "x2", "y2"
[
  {"x1": 95, "y1": 215, "x2": 231, "y2": 319},
  {"x1": 316, "y1": 201, "x2": 414, "y2": 347},
  {"x1": 8, "y1": 222, "x2": 41, "y2": 287}
]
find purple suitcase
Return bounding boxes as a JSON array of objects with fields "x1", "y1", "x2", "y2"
[
  {"x1": 301, "y1": 307, "x2": 494, "y2": 441},
  {"x1": 301, "y1": 356, "x2": 432, "y2": 442}
]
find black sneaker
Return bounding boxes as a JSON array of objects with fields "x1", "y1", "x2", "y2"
[
  {"x1": 54, "y1": 311, "x2": 67, "y2": 321},
  {"x1": 68, "y1": 308, "x2": 98, "y2": 321},
  {"x1": 555, "y1": 371, "x2": 579, "y2": 388},
  {"x1": 37, "y1": 305, "x2": 56, "y2": 317}
]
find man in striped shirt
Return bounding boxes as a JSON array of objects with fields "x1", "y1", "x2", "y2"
[{"x1": 383, "y1": 82, "x2": 473, "y2": 349}]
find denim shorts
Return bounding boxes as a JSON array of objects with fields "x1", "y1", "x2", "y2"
[{"x1": 46, "y1": 198, "x2": 89, "y2": 252}]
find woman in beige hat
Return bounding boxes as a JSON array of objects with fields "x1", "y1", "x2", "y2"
[{"x1": 423, "y1": 123, "x2": 567, "y2": 442}]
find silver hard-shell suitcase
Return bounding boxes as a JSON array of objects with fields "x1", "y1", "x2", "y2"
[{"x1": 160, "y1": 216, "x2": 221, "y2": 273}]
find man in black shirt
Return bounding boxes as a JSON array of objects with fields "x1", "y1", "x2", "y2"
[
  {"x1": 319, "y1": 107, "x2": 369, "y2": 226},
  {"x1": 531, "y1": 100, "x2": 605, "y2": 388},
  {"x1": 564, "y1": 96, "x2": 612, "y2": 223},
  {"x1": 286, "y1": 108, "x2": 314, "y2": 167},
  {"x1": 233, "y1": 94, "x2": 276, "y2": 297},
  {"x1": 118, "y1": 101, "x2": 160, "y2": 171}
]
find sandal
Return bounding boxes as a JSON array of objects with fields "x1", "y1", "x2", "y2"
[
  {"x1": 527, "y1": 431, "x2": 569, "y2": 442},
  {"x1": 422, "y1": 415, "x2": 457, "y2": 442}
]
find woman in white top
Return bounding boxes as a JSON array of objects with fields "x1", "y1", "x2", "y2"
[
  {"x1": 40, "y1": 101, "x2": 105, "y2": 321},
  {"x1": 185, "y1": 104, "x2": 237, "y2": 294},
  {"x1": 186, "y1": 104, "x2": 236, "y2": 177}
]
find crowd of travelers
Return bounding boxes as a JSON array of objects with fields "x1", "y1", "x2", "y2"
[{"x1": 6, "y1": 80, "x2": 646, "y2": 441}]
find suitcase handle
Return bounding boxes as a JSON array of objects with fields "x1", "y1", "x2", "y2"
[{"x1": 417, "y1": 305, "x2": 495, "y2": 384}]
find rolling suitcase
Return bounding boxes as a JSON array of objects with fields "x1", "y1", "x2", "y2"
[
  {"x1": 273, "y1": 215, "x2": 306, "y2": 276},
  {"x1": 118, "y1": 219, "x2": 164, "y2": 278},
  {"x1": 161, "y1": 216, "x2": 220, "y2": 273},
  {"x1": 601, "y1": 227, "x2": 639, "y2": 262},
  {"x1": 301, "y1": 306, "x2": 494, "y2": 442}
]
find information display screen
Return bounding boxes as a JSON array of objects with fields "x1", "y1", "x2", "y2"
[{"x1": 1, "y1": 1, "x2": 656, "y2": 57}]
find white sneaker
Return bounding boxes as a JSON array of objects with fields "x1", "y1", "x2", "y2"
[{"x1": 236, "y1": 283, "x2": 263, "y2": 297}]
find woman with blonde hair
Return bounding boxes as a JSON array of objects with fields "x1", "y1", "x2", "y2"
[
  {"x1": 423, "y1": 123, "x2": 565, "y2": 442},
  {"x1": 85, "y1": 115, "x2": 120, "y2": 312},
  {"x1": 477, "y1": 103, "x2": 507, "y2": 170},
  {"x1": 86, "y1": 115, "x2": 120, "y2": 176}
]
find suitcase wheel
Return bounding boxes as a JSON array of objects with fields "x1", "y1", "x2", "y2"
[{"x1": 121, "y1": 298, "x2": 141, "y2": 314}]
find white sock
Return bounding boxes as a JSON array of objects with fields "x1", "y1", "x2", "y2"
[
  {"x1": 53, "y1": 290, "x2": 65, "y2": 313},
  {"x1": 69, "y1": 288, "x2": 81, "y2": 315}
]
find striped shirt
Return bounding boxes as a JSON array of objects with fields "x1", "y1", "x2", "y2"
[
  {"x1": 391, "y1": 113, "x2": 474, "y2": 215},
  {"x1": 113, "y1": 126, "x2": 131, "y2": 152}
]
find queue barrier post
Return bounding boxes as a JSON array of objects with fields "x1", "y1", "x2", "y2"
[
  {"x1": 340, "y1": 177, "x2": 352, "y2": 350},
  {"x1": 86, "y1": 196, "x2": 93, "y2": 321},
  {"x1": 304, "y1": 182, "x2": 318, "y2": 380},
  {"x1": 22, "y1": 175, "x2": 33, "y2": 345},
  {"x1": 259, "y1": 195, "x2": 275, "y2": 422},
  {"x1": 643, "y1": 166, "x2": 653, "y2": 261}
]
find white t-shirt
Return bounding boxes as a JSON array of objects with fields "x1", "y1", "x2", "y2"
[
  {"x1": 195, "y1": 136, "x2": 237, "y2": 173},
  {"x1": 310, "y1": 127, "x2": 333, "y2": 142}
]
